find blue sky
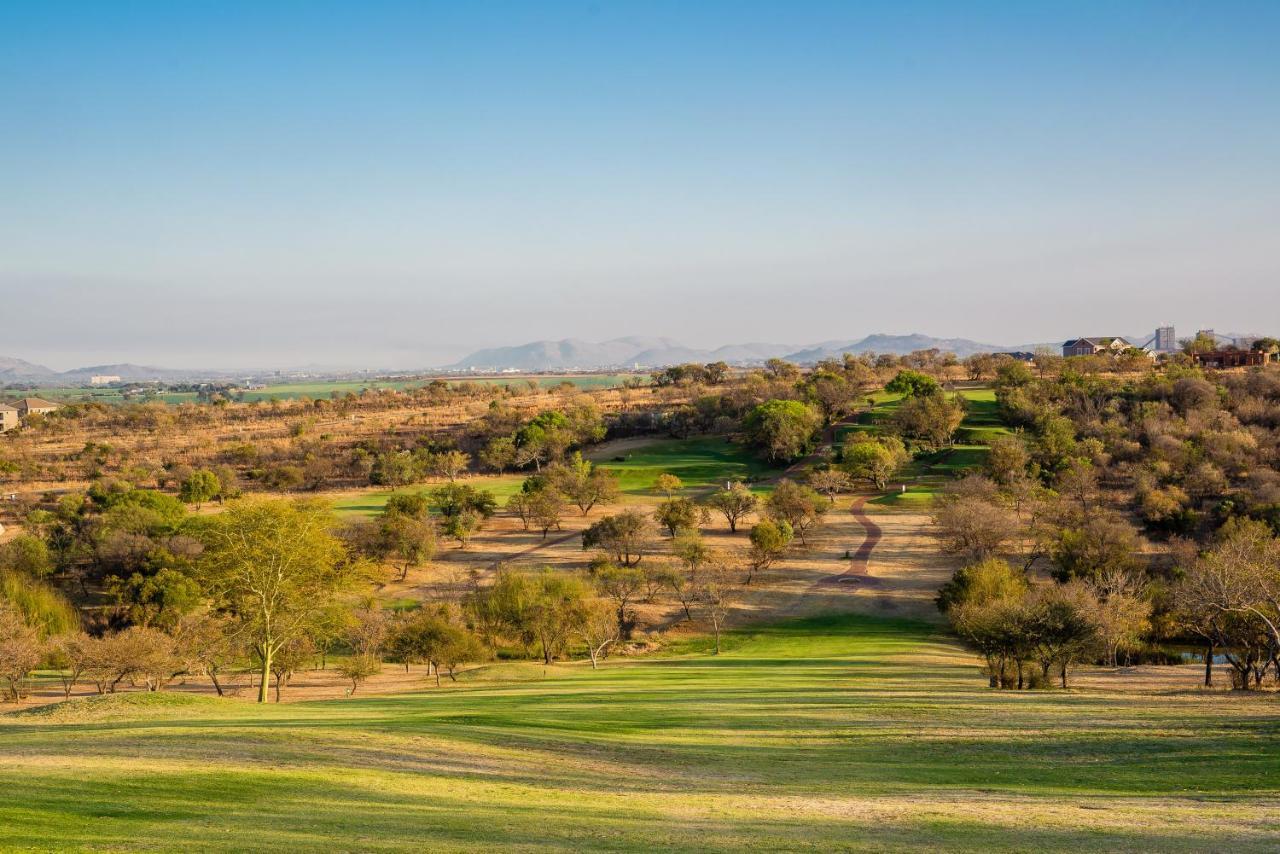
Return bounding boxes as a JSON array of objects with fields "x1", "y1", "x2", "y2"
[{"x1": 2, "y1": 1, "x2": 1278, "y2": 369}]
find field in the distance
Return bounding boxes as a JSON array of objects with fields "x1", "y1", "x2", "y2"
[
  {"x1": 2, "y1": 613, "x2": 1277, "y2": 852},
  {"x1": 15, "y1": 373, "x2": 638, "y2": 405}
]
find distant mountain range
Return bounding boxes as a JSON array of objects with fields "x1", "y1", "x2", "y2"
[
  {"x1": 448, "y1": 333, "x2": 1010, "y2": 371},
  {"x1": 0, "y1": 357, "x2": 213, "y2": 385}
]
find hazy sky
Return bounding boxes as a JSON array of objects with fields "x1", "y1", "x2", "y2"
[{"x1": 3, "y1": 1, "x2": 1278, "y2": 370}]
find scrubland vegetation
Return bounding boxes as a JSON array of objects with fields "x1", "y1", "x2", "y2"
[{"x1": 3, "y1": 347, "x2": 1280, "y2": 850}]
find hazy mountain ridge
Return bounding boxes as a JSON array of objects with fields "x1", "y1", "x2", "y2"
[
  {"x1": 449, "y1": 334, "x2": 1010, "y2": 371},
  {"x1": 0, "y1": 356, "x2": 61, "y2": 382},
  {"x1": 0, "y1": 357, "x2": 230, "y2": 385}
]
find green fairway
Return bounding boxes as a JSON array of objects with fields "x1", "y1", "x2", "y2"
[
  {"x1": 2, "y1": 613, "x2": 1277, "y2": 851},
  {"x1": 592, "y1": 436, "x2": 781, "y2": 495},
  {"x1": 330, "y1": 475, "x2": 528, "y2": 518},
  {"x1": 329, "y1": 436, "x2": 777, "y2": 518}
]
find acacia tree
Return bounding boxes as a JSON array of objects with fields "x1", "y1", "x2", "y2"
[
  {"x1": 179, "y1": 469, "x2": 221, "y2": 509},
  {"x1": 196, "y1": 500, "x2": 351, "y2": 703},
  {"x1": 431, "y1": 450, "x2": 471, "y2": 481},
  {"x1": 697, "y1": 563, "x2": 742, "y2": 655},
  {"x1": 764, "y1": 480, "x2": 827, "y2": 545},
  {"x1": 931, "y1": 491, "x2": 1018, "y2": 563},
  {"x1": 1176, "y1": 519, "x2": 1280, "y2": 685},
  {"x1": 381, "y1": 513, "x2": 437, "y2": 581},
  {"x1": 746, "y1": 519, "x2": 793, "y2": 583},
  {"x1": 527, "y1": 489, "x2": 566, "y2": 539},
  {"x1": 573, "y1": 596, "x2": 621, "y2": 669},
  {"x1": 582, "y1": 509, "x2": 653, "y2": 566},
  {"x1": 653, "y1": 473, "x2": 683, "y2": 499},
  {"x1": 706, "y1": 482, "x2": 757, "y2": 533},
  {"x1": 654, "y1": 497, "x2": 704, "y2": 538},
  {"x1": 891, "y1": 393, "x2": 965, "y2": 449},
  {"x1": 339, "y1": 653, "x2": 382, "y2": 695},
  {"x1": 840, "y1": 436, "x2": 909, "y2": 490},
  {"x1": 807, "y1": 468, "x2": 852, "y2": 503},
  {"x1": 269, "y1": 635, "x2": 317, "y2": 702},
  {"x1": 552, "y1": 452, "x2": 620, "y2": 515},
  {"x1": 590, "y1": 562, "x2": 645, "y2": 639},
  {"x1": 0, "y1": 607, "x2": 42, "y2": 702},
  {"x1": 744, "y1": 400, "x2": 822, "y2": 463}
]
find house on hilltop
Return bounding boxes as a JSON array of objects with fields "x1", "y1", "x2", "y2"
[
  {"x1": 1062, "y1": 337, "x2": 1142, "y2": 358},
  {"x1": 0, "y1": 398, "x2": 59, "y2": 430},
  {"x1": 1191, "y1": 350, "x2": 1276, "y2": 369},
  {"x1": 0, "y1": 403, "x2": 18, "y2": 433},
  {"x1": 16, "y1": 398, "x2": 59, "y2": 418}
]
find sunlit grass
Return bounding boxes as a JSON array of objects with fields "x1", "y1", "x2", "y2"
[{"x1": 2, "y1": 613, "x2": 1277, "y2": 851}]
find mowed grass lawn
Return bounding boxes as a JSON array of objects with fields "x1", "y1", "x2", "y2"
[
  {"x1": 841, "y1": 387, "x2": 1006, "y2": 507},
  {"x1": 2, "y1": 614, "x2": 1278, "y2": 852},
  {"x1": 591, "y1": 436, "x2": 780, "y2": 495},
  {"x1": 330, "y1": 475, "x2": 528, "y2": 518},
  {"x1": 330, "y1": 436, "x2": 778, "y2": 517}
]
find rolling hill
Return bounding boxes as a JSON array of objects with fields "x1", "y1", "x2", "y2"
[{"x1": 449, "y1": 334, "x2": 1008, "y2": 371}]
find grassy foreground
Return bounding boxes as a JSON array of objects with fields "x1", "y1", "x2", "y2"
[{"x1": 2, "y1": 614, "x2": 1278, "y2": 852}]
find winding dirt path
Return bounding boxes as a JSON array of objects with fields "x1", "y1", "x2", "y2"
[{"x1": 820, "y1": 495, "x2": 883, "y2": 586}]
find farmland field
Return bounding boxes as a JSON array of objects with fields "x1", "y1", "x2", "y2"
[
  {"x1": 10, "y1": 373, "x2": 640, "y2": 406},
  {"x1": 3, "y1": 612, "x2": 1277, "y2": 852}
]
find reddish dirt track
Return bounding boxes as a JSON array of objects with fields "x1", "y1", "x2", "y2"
[{"x1": 822, "y1": 496, "x2": 883, "y2": 586}]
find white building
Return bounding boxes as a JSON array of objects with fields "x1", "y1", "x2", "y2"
[{"x1": 90, "y1": 375, "x2": 122, "y2": 385}]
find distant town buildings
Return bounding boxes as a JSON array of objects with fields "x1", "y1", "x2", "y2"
[
  {"x1": 90, "y1": 375, "x2": 121, "y2": 385},
  {"x1": 1154, "y1": 326, "x2": 1177, "y2": 352}
]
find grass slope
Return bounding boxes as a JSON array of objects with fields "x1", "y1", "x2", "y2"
[
  {"x1": 331, "y1": 436, "x2": 778, "y2": 518},
  {"x1": 3, "y1": 614, "x2": 1277, "y2": 852},
  {"x1": 592, "y1": 436, "x2": 779, "y2": 495}
]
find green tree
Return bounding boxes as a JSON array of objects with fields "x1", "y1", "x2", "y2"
[
  {"x1": 840, "y1": 436, "x2": 909, "y2": 490},
  {"x1": 582, "y1": 510, "x2": 653, "y2": 566},
  {"x1": 935, "y1": 557, "x2": 1028, "y2": 614},
  {"x1": 380, "y1": 513, "x2": 437, "y2": 581},
  {"x1": 891, "y1": 393, "x2": 965, "y2": 448},
  {"x1": 590, "y1": 562, "x2": 645, "y2": 639},
  {"x1": 744, "y1": 399, "x2": 822, "y2": 463},
  {"x1": 196, "y1": 500, "x2": 351, "y2": 703},
  {"x1": 653, "y1": 497, "x2": 704, "y2": 537},
  {"x1": 105, "y1": 568, "x2": 202, "y2": 629},
  {"x1": 0, "y1": 535, "x2": 53, "y2": 579},
  {"x1": 706, "y1": 482, "x2": 757, "y2": 533},
  {"x1": 179, "y1": 469, "x2": 222, "y2": 509},
  {"x1": 764, "y1": 480, "x2": 827, "y2": 545},
  {"x1": 746, "y1": 519, "x2": 793, "y2": 583},
  {"x1": 885, "y1": 369, "x2": 941, "y2": 397},
  {"x1": 551, "y1": 452, "x2": 620, "y2": 515},
  {"x1": 653, "y1": 473, "x2": 683, "y2": 499}
]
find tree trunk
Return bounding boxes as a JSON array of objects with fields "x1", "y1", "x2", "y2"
[
  {"x1": 1204, "y1": 642, "x2": 1213, "y2": 687},
  {"x1": 257, "y1": 647, "x2": 272, "y2": 704}
]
